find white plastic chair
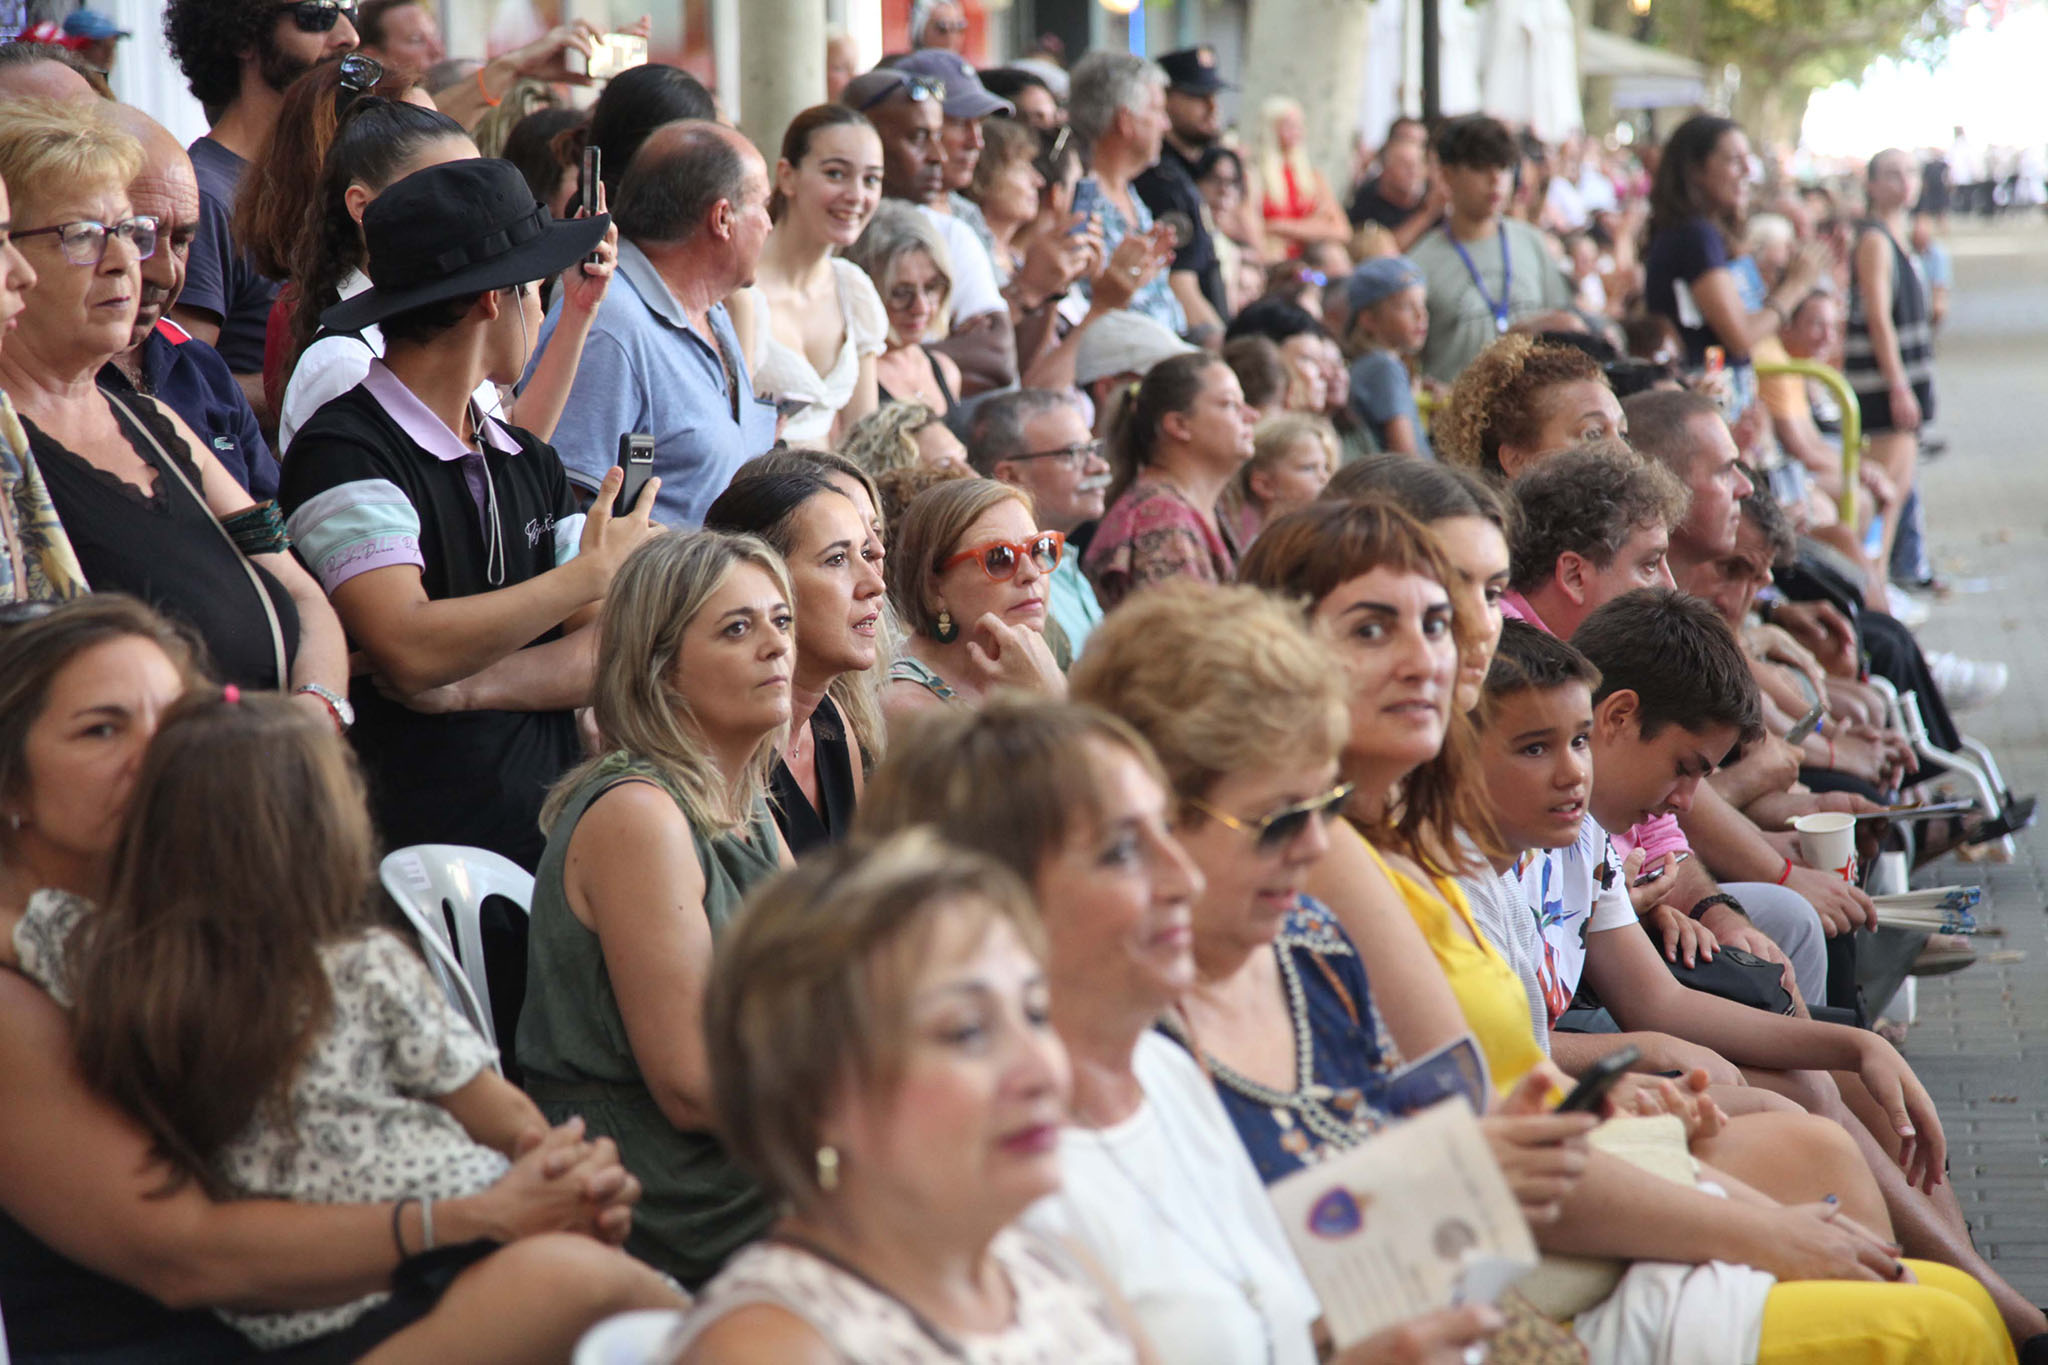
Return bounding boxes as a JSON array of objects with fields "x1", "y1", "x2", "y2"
[
  {"x1": 379, "y1": 844, "x2": 535, "y2": 1057},
  {"x1": 573, "y1": 1310, "x2": 688, "y2": 1365}
]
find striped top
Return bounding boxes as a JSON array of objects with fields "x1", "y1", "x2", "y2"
[{"x1": 1843, "y1": 219, "x2": 1933, "y2": 397}]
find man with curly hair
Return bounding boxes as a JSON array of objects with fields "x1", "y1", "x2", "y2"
[{"x1": 165, "y1": 0, "x2": 357, "y2": 416}]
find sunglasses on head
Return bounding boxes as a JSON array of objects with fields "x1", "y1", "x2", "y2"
[
  {"x1": 334, "y1": 51, "x2": 382, "y2": 118},
  {"x1": 939, "y1": 530, "x2": 1064, "y2": 581},
  {"x1": 277, "y1": 0, "x2": 357, "y2": 33},
  {"x1": 857, "y1": 73, "x2": 946, "y2": 112},
  {"x1": 1188, "y1": 782, "x2": 1355, "y2": 852}
]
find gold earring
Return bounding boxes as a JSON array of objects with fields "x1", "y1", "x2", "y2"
[
  {"x1": 934, "y1": 608, "x2": 957, "y2": 643},
  {"x1": 816, "y1": 1144, "x2": 841, "y2": 1192}
]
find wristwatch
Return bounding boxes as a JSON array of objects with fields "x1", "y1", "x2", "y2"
[{"x1": 294, "y1": 682, "x2": 355, "y2": 733}]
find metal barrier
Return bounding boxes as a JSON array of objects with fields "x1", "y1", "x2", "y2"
[{"x1": 1755, "y1": 359, "x2": 1862, "y2": 523}]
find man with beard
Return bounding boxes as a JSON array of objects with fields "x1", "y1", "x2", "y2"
[
  {"x1": 1133, "y1": 47, "x2": 1228, "y2": 337},
  {"x1": 99, "y1": 105, "x2": 277, "y2": 499},
  {"x1": 165, "y1": 0, "x2": 357, "y2": 419}
]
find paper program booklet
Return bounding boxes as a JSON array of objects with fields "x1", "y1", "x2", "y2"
[{"x1": 1267, "y1": 1098, "x2": 1537, "y2": 1349}]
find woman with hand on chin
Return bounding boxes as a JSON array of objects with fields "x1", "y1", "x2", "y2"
[
  {"x1": 705, "y1": 466, "x2": 887, "y2": 852},
  {"x1": 675, "y1": 829, "x2": 1153, "y2": 1363},
  {"x1": 734, "y1": 105, "x2": 887, "y2": 448},
  {"x1": 881, "y1": 477, "x2": 1065, "y2": 727},
  {"x1": 518, "y1": 532, "x2": 796, "y2": 1289}
]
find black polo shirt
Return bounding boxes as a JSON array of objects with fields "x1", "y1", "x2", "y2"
[
  {"x1": 278, "y1": 364, "x2": 585, "y2": 870},
  {"x1": 1136, "y1": 140, "x2": 1227, "y2": 322}
]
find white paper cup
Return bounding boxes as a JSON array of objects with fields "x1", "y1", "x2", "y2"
[{"x1": 1794, "y1": 811, "x2": 1857, "y2": 883}]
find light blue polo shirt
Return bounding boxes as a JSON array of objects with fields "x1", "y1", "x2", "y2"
[{"x1": 525, "y1": 239, "x2": 777, "y2": 526}]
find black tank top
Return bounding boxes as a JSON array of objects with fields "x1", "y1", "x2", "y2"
[
  {"x1": 875, "y1": 344, "x2": 958, "y2": 414},
  {"x1": 768, "y1": 693, "x2": 859, "y2": 855},
  {"x1": 28, "y1": 389, "x2": 299, "y2": 688}
]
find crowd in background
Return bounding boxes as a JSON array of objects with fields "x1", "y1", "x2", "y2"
[{"x1": 0, "y1": 1, "x2": 2042, "y2": 1362}]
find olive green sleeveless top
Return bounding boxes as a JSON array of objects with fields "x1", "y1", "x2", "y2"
[{"x1": 516, "y1": 753, "x2": 781, "y2": 1287}]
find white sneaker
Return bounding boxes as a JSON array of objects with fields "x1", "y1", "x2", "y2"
[
  {"x1": 1885, "y1": 584, "x2": 1932, "y2": 628},
  {"x1": 1926, "y1": 651, "x2": 2010, "y2": 711}
]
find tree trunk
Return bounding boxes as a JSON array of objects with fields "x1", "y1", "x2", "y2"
[{"x1": 1239, "y1": 0, "x2": 1374, "y2": 188}]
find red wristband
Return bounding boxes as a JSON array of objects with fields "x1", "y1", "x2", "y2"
[{"x1": 1776, "y1": 856, "x2": 1794, "y2": 885}]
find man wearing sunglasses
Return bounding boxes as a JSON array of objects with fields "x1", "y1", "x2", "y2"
[
  {"x1": 968, "y1": 388, "x2": 1110, "y2": 652},
  {"x1": 843, "y1": 66, "x2": 1018, "y2": 395},
  {"x1": 99, "y1": 105, "x2": 277, "y2": 503},
  {"x1": 166, "y1": 0, "x2": 359, "y2": 422}
]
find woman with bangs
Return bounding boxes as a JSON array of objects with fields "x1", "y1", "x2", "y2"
[
  {"x1": 518, "y1": 532, "x2": 796, "y2": 1288},
  {"x1": 1235, "y1": 499, "x2": 2018, "y2": 1365}
]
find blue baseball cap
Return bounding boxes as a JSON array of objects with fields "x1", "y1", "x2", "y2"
[
  {"x1": 1346, "y1": 256, "x2": 1426, "y2": 313},
  {"x1": 62, "y1": 9, "x2": 130, "y2": 40}
]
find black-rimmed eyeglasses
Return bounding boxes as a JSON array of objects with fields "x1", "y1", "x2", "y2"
[
  {"x1": 13, "y1": 215, "x2": 158, "y2": 266},
  {"x1": 1003, "y1": 438, "x2": 1103, "y2": 468},
  {"x1": 277, "y1": 0, "x2": 358, "y2": 33}
]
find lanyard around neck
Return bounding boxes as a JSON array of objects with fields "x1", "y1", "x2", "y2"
[{"x1": 1447, "y1": 223, "x2": 1512, "y2": 334}]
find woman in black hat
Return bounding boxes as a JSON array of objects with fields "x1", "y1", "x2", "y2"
[{"x1": 279, "y1": 157, "x2": 663, "y2": 872}]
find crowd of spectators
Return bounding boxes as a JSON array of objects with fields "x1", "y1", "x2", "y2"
[{"x1": 0, "y1": 4, "x2": 2038, "y2": 1363}]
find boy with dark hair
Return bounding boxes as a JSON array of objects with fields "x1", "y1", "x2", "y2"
[
  {"x1": 1467, "y1": 616, "x2": 2048, "y2": 1342},
  {"x1": 1504, "y1": 441, "x2": 1688, "y2": 638},
  {"x1": 1408, "y1": 114, "x2": 1573, "y2": 384}
]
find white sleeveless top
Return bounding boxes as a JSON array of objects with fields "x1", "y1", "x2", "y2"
[
  {"x1": 668, "y1": 1227, "x2": 1141, "y2": 1363},
  {"x1": 742, "y1": 258, "x2": 887, "y2": 447}
]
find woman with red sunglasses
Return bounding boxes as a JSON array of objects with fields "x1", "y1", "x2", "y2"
[{"x1": 882, "y1": 476, "x2": 1066, "y2": 733}]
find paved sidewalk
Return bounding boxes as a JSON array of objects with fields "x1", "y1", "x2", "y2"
[{"x1": 1895, "y1": 219, "x2": 2048, "y2": 1298}]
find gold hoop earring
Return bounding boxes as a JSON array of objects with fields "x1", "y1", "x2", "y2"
[{"x1": 816, "y1": 1144, "x2": 841, "y2": 1192}]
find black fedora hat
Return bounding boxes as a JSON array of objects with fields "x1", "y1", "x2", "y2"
[{"x1": 322, "y1": 158, "x2": 609, "y2": 333}]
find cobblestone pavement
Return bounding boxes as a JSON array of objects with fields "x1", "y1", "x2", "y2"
[{"x1": 1897, "y1": 219, "x2": 2048, "y2": 1296}]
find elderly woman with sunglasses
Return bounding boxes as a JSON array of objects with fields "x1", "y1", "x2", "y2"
[
  {"x1": 881, "y1": 476, "x2": 1066, "y2": 729},
  {"x1": 0, "y1": 100, "x2": 347, "y2": 714}
]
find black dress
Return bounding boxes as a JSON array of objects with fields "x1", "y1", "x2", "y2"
[
  {"x1": 768, "y1": 693, "x2": 859, "y2": 855},
  {"x1": 27, "y1": 388, "x2": 299, "y2": 688}
]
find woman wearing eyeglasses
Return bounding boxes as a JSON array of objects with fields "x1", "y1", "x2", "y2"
[
  {"x1": 847, "y1": 200, "x2": 962, "y2": 419},
  {"x1": 881, "y1": 476, "x2": 1065, "y2": 730},
  {"x1": 0, "y1": 100, "x2": 348, "y2": 713}
]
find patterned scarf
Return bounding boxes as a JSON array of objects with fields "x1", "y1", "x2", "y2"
[{"x1": 0, "y1": 389, "x2": 88, "y2": 603}]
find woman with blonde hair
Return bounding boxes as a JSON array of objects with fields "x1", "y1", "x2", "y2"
[
  {"x1": 674, "y1": 828, "x2": 1152, "y2": 1362},
  {"x1": 837, "y1": 398, "x2": 968, "y2": 477},
  {"x1": 846, "y1": 200, "x2": 963, "y2": 417},
  {"x1": 1255, "y1": 96, "x2": 1352, "y2": 260},
  {"x1": 1433, "y1": 333, "x2": 1622, "y2": 479},
  {"x1": 518, "y1": 531, "x2": 796, "y2": 1288},
  {"x1": 0, "y1": 98, "x2": 348, "y2": 703},
  {"x1": 882, "y1": 477, "x2": 1065, "y2": 725},
  {"x1": 1226, "y1": 411, "x2": 1336, "y2": 548}
]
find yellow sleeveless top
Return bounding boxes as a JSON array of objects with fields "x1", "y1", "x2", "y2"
[{"x1": 1362, "y1": 838, "x2": 1546, "y2": 1093}]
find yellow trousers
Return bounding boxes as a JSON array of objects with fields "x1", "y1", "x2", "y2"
[{"x1": 1756, "y1": 1259, "x2": 2017, "y2": 1365}]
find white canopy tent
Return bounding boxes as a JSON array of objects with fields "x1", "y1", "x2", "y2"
[
  {"x1": 1477, "y1": 0, "x2": 1582, "y2": 142},
  {"x1": 1577, "y1": 25, "x2": 1707, "y2": 111}
]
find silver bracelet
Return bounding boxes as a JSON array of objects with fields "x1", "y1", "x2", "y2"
[{"x1": 420, "y1": 1194, "x2": 435, "y2": 1251}]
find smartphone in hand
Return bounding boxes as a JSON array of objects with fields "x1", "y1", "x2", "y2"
[{"x1": 614, "y1": 433, "x2": 654, "y2": 516}]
